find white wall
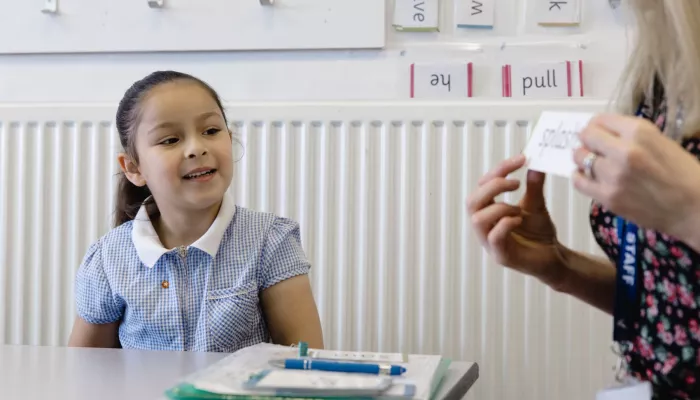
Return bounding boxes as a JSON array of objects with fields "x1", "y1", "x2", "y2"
[{"x1": 0, "y1": 0, "x2": 629, "y2": 104}]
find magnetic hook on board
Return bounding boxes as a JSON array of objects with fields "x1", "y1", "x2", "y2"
[
  {"x1": 148, "y1": 0, "x2": 164, "y2": 8},
  {"x1": 260, "y1": 0, "x2": 275, "y2": 5},
  {"x1": 41, "y1": 0, "x2": 58, "y2": 14}
]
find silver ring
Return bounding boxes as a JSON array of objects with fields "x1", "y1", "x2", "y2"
[
  {"x1": 260, "y1": 0, "x2": 274, "y2": 5},
  {"x1": 582, "y1": 152, "x2": 597, "y2": 180}
]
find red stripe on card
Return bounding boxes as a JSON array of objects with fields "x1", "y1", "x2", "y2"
[
  {"x1": 467, "y1": 63, "x2": 473, "y2": 97},
  {"x1": 410, "y1": 64, "x2": 415, "y2": 98},
  {"x1": 579, "y1": 60, "x2": 584, "y2": 97},
  {"x1": 566, "y1": 61, "x2": 572, "y2": 97},
  {"x1": 501, "y1": 66, "x2": 506, "y2": 97},
  {"x1": 506, "y1": 65, "x2": 512, "y2": 97}
]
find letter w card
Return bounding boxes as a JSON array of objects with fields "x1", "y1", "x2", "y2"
[{"x1": 522, "y1": 111, "x2": 593, "y2": 178}]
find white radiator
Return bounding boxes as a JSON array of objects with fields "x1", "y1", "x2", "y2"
[{"x1": 0, "y1": 101, "x2": 618, "y2": 400}]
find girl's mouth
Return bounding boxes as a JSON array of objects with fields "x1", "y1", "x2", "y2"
[{"x1": 183, "y1": 169, "x2": 217, "y2": 180}]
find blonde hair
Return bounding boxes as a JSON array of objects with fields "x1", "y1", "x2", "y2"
[{"x1": 615, "y1": 0, "x2": 700, "y2": 139}]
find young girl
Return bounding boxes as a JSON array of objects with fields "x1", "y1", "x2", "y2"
[{"x1": 68, "y1": 71, "x2": 324, "y2": 352}]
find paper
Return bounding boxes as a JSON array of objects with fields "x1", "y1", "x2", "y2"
[
  {"x1": 596, "y1": 379, "x2": 652, "y2": 400},
  {"x1": 393, "y1": 0, "x2": 440, "y2": 31},
  {"x1": 309, "y1": 348, "x2": 407, "y2": 363},
  {"x1": 187, "y1": 343, "x2": 444, "y2": 400},
  {"x1": 455, "y1": 0, "x2": 496, "y2": 29},
  {"x1": 410, "y1": 62, "x2": 473, "y2": 99},
  {"x1": 504, "y1": 61, "x2": 583, "y2": 98},
  {"x1": 386, "y1": 355, "x2": 442, "y2": 399},
  {"x1": 522, "y1": 111, "x2": 593, "y2": 178},
  {"x1": 537, "y1": 0, "x2": 581, "y2": 26},
  {"x1": 250, "y1": 370, "x2": 392, "y2": 391}
]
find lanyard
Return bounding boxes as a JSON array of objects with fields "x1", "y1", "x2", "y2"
[
  {"x1": 613, "y1": 217, "x2": 639, "y2": 341},
  {"x1": 612, "y1": 104, "x2": 645, "y2": 342}
]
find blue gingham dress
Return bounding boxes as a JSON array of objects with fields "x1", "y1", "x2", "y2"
[{"x1": 74, "y1": 205, "x2": 311, "y2": 352}]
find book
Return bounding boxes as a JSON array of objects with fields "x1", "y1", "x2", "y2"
[{"x1": 165, "y1": 343, "x2": 451, "y2": 400}]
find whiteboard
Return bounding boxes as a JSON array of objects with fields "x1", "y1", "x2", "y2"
[{"x1": 0, "y1": 0, "x2": 386, "y2": 53}]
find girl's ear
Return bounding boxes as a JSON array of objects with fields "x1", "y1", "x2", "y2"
[{"x1": 117, "y1": 153, "x2": 147, "y2": 187}]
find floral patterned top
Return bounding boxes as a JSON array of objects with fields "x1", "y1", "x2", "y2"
[{"x1": 589, "y1": 90, "x2": 700, "y2": 399}]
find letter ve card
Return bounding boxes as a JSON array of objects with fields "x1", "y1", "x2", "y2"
[
  {"x1": 410, "y1": 62, "x2": 474, "y2": 99},
  {"x1": 522, "y1": 111, "x2": 593, "y2": 178},
  {"x1": 455, "y1": 0, "x2": 496, "y2": 29},
  {"x1": 393, "y1": 0, "x2": 440, "y2": 32},
  {"x1": 502, "y1": 60, "x2": 584, "y2": 98}
]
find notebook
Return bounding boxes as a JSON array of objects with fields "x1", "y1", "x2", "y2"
[{"x1": 164, "y1": 343, "x2": 451, "y2": 400}]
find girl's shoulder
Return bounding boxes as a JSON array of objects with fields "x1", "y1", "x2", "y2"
[
  {"x1": 230, "y1": 206, "x2": 301, "y2": 231},
  {"x1": 80, "y1": 220, "x2": 140, "y2": 268},
  {"x1": 225, "y1": 206, "x2": 305, "y2": 249}
]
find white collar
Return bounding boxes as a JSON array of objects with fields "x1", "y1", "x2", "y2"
[{"x1": 131, "y1": 193, "x2": 236, "y2": 268}]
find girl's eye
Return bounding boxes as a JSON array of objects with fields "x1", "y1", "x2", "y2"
[
  {"x1": 204, "y1": 128, "x2": 221, "y2": 135},
  {"x1": 159, "y1": 137, "x2": 179, "y2": 145}
]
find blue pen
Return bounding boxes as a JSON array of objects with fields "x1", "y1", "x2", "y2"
[{"x1": 270, "y1": 359, "x2": 406, "y2": 376}]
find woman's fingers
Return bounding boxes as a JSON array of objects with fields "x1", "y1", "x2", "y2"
[
  {"x1": 477, "y1": 155, "x2": 527, "y2": 186},
  {"x1": 486, "y1": 215, "x2": 523, "y2": 256},
  {"x1": 466, "y1": 178, "x2": 520, "y2": 215},
  {"x1": 470, "y1": 203, "x2": 522, "y2": 245}
]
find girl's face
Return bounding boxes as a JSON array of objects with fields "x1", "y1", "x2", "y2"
[{"x1": 125, "y1": 80, "x2": 233, "y2": 214}]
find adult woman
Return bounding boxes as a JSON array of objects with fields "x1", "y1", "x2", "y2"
[{"x1": 467, "y1": 1, "x2": 700, "y2": 398}]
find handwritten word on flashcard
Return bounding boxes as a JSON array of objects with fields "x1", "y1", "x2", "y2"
[
  {"x1": 410, "y1": 62, "x2": 473, "y2": 99},
  {"x1": 537, "y1": 0, "x2": 581, "y2": 26},
  {"x1": 502, "y1": 61, "x2": 584, "y2": 98},
  {"x1": 456, "y1": 0, "x2": 495, "y2": 29},
  {"x1": 393, "y1": 0, "x2": 440, "y2": 32},
  {"x1": 522, "y1": 111, "x2": 593, "y2": 177}
]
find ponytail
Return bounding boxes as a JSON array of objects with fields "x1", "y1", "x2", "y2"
[
  {"x1": 113, "y1": 70, "x2": 229, "y2": 228},
  {"x1": 113, "y1": 172, "x2": 153, "y2": 227}
]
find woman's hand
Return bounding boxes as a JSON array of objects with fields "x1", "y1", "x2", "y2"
[
  {"x1": 466, "y1": 154, "x2": 569, "y2": 289},
  {"x1": 573, "y1": 114, "x2": 700, "y2": 251}
]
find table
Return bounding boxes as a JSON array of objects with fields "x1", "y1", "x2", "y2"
[{"x1": 0, "y1": 345, "x2": 479, "y2": 400}]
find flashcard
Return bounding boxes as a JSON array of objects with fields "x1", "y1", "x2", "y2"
[
  {"x1": 393, "y1": 0, "x2": 440, "y2": 32},
  {"x1": 410, "y1": 62, "x2": 473, "y2": 98},
  {"x1": 502, "y1": 60, "x2": 584, "y2": 98},
  {"x1": 537, "y1": 0, "x2": 581, "y2": 26},
  {"x1": 522, "y1": 111, "x2": 593, "y2": 177},
  {"x1": 455, "y1": 0, "x2": 495, "y2": 29}
]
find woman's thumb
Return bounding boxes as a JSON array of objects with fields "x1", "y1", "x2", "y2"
[{"x1": 521, "y1": 170, "x2": 547, "y2": 210}]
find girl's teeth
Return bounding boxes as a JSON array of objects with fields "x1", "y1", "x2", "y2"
[{"x1": 186, "y1": 170, "x2": 213, "y2": 178}]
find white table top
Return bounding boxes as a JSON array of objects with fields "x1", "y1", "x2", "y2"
[{"x1": 0, "y1": 345, "x2": 478, "y2": 400}]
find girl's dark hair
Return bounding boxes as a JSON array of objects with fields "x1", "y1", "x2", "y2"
[{"x1": 114, "y1": 70, "x2": 228, "y2": 227}]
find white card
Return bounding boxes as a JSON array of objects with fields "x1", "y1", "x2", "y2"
[
  {"x1": 410, "y1": 62, "x2": 473, "y2": 99},
  {"x1": 537, "y1": 0, "x2": 581, "y2": 26},
  {"x1": 522, "y1": 111, "x2": 593, "y2": 177},
  {"x1": 455, "y1": 0, "x2": 496, "y2": 29},
  {"x1": 596, "y1": 379, "x2": 652, "y2": 400},
  {"x1": 393, "y1": 0, "x2": 440, "y2": 31},
  {"x1": 508, "y1": 62, "x2": 569, "y2": 98}
]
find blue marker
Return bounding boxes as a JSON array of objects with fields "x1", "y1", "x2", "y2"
[{"x1": 270, "y1": 359, "x2": 406, "y2": 376}]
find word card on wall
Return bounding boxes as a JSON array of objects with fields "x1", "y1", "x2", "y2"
[
  {"x1": 410, "y1": 62, "x2": 474, "y2": 99},
  {"x1": 0, "y1": 0, "x2": 386, "y2": 53},
  {"x1": 393, "y1": 0, "x2": 440, "y2": 31},
  {"x1": 502, "y1": 61, "x2": 584, "y2": 98},
  {"x1": 536, "y1": 0, "x2": 581, "y2": 26},
  {"x1": 455, "y1": 0, "x2": 496, "y2": 29}
]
